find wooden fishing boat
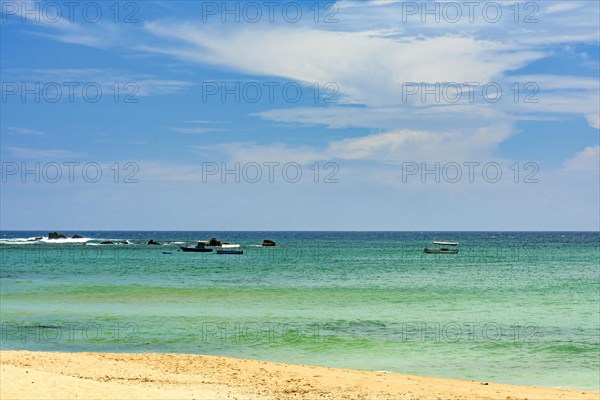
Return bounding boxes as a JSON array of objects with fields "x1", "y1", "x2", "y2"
[
  {"x1": 180, "y1": 241, "x2": 213, "y2": 252},
  {"x1": 423, "y1": 240, "x2": 459, "y2": 254},
  {"x1": 216, "y1": 244, "x2": 243, "y2": 255}
]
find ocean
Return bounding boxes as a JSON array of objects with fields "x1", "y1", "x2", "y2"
[{"x1": 1, "y1": 231, "x2": 598, "y2": 390}]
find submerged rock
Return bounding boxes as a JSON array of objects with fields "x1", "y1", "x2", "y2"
[
  {"x1": 71, "y1": 235, "x2": 84, "y2": 239},
  {"x1": 147, "y1": 240, "x2": 161, "y2": 245},
  {"x1": 100, "y1": 240, "x2": 114, "y2": 245}
]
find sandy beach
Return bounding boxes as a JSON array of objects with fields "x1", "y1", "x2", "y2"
[{"x1": 1, "y1": 351, "x2": 597, "y2": 400}]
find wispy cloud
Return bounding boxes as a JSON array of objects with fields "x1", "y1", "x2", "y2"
[
  {"x1": 7, "y1": 127, "x2": 46, "y2": 136},
  {"x1": 7, "y1": 147, "x2": 85, "y2": 159},
  {"x1": 1, "y1": 68, "x2": 192, "y2": 97},
  {"x1": 143, "y1": 22, "x2": 544, "y2": 104},
  {"x1": 184, "y1": 120, "x2": 229, "y2": 124},
  {"x1": 192, "y1": 124, "x2": 513, "y2": 167},
  {"x1": 545, "y1": 2, "x2": 587, "y2": 14},
  {"x1": 169, "y1": 127, "x2": 224, "y2": 134},
  {"x1": 2, "y1": 0, "x2": 121, "y2": 48},
  {"x1": 140, "y1": 5, "x2": 598, "y2": 132},
  {"x1": 169, "y1": 120, "x2": 228, "y2": 134}
]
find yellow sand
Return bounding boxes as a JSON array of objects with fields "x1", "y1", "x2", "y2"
[{"x1": 1, "y1": 351, "x2": 597, "y2": 399}]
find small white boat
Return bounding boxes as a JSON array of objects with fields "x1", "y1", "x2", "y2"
[
  {"x1": 217, "y1": 244, "x2": 243, "y2": 255},
  {"x1": 424, "y1": 240, "x2": 459, "y2": 254},
  {"x1": 432, "y1": 241, "x2": 459, "y2": 246}
]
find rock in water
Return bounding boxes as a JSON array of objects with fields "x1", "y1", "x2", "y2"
[
  {"x1": 262, "y1": 239, "x2": 276, "y2": 247},
  {"x1": 48, "y1": 232, "x2": 66, "y2": 239},
  {"x1": 71, "y1": 235, "x2": 84, "y2": 239},
  {"x1": 208, "y1": 237, "x2": 222, "y2": 246},
  {"x1": 147, "y1": 240, "x2": 161, "y2": 245}
]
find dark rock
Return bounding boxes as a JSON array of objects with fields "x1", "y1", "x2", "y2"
[
  {"x1": 33, "y1": 237, "x2": 43, "y2": 241},
  {"x1": 48, "y1": 232, "x2": 66, "y2": 239},
  {"x1": 262, "y1": 239, "x2": 276, "y2": 247},
  {"x1": 208, "y1": 237, "x2": 222, "y2": 246},
  {"x1": 147, "y1": 240, "x2": 161, "y2": 245},
  {"x1": 71, "y1": 235, "x2": 84, "y2": 239},
  {"x1": 100, "y1": 240, "x2": 114, "y2": 245}
]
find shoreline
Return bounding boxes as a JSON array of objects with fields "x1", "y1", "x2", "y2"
[{"x1": 1, "y1": 350, "x2": 597, "y2": 399}]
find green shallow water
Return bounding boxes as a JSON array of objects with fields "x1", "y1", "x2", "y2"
[{"x1": 1, "y1": 231, "x2": 599, "y2": 390}]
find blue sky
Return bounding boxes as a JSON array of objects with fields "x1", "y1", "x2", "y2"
[{"x1": 1, "y1": 0, "x2": 599, "y2": 230}]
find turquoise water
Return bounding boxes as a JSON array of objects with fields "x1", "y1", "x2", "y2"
[{"x1": 1, "y1": 231, "x2": 598, "y2": 390}]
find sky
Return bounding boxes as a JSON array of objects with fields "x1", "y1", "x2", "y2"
[{"x1": 0, "y1": 0, "x2": 599, "y2": 230}]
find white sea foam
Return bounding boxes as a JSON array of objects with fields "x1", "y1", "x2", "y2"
[
  {"x1": 0, "y1": 237, "x2": 42, "y2": 245},
  {"x1": 39, "y1": 237, "x2": 92, "y2": 244},
  {"x1": 0, "y1": 236, "x2": 94, "y2": 245}
]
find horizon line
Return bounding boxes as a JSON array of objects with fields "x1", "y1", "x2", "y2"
[{"x1": 1, "y1": 229, "x2": 598, "y2": 233}]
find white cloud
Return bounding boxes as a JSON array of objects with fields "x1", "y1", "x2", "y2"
[
  {"x1": 564, "y1": 146, "x2": 600, "y2": 171},
  {"x1": 135, "y1": 79, "x2": 193, "y2": 96},
  {"x1": 330, "y1": 126, "x2": 513, "y2": 163},
  {"x1": 184, "y1": 120, "x2": 229, "y2": 124},
  {"x1": 586, "y1": 114, "x2": 600, "y2": 129},
  {"x1": 191, "y1": 124, "x2": 513, "y2": 167},
  {"x1": 7, "y1": 127, "x2": 46, "y2": 136},
  {"x1": 169, "y1": 127, "x2": 224, "y2": 134},
  {"x1": 513, "y1": 75, "x2": 600, "y2": 91},
  {"x1": 143, "y1": 22, "x2": 544, "y2": 107},
  {"x1": 328, "y1": 130, "x2": 456, "y2": 162},
  {"x1": 192, "y1": 143, "x2": 327, "y2": 165},
  {"x1": 141, "y1": 14, "x2": 597, "y2": 133},
  {"x1": 3, "y1": 0, "x2": 121, "y2": 48},
  {"x1": 1, "y1": 68, "x2": 192, "y2": 97},
  {"x1": 253, "y1": 103, "x2": 506, "y2": 131},
  {"x1": 7, "y1": 147, "x2": 85, "y2": 159},
  {"x1": 545, "y1": 2, "x2": 587, "y2": 15}
]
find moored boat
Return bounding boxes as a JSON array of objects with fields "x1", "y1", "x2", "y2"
[
  {"x1": 432, "y1": 241, "x2": 459, "y2": 246},
  {"x1": 423, "y1": 247, "x2": 459, "y2": 254},
  {"x1": 216, "y1": 244, "x2": 243, "y2": 255},
  {"x1": 423, "y1": 240, "x2": 459, "y2": 254},
  {"x1": 180, "y1": 241, "x2": 213, "y2": 252}
]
